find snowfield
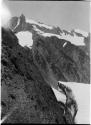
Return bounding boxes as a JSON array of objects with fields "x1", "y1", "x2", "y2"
[
  {"x1": 16, "y1": 31, "x2": 33, "y2": 48},
  {"x1": 52, "y1": 81, "x2": 90, "y2": 124}
]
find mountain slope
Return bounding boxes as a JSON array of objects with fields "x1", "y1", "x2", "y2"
[{"x1": 2, "y1": 27, "x2": 75, "y2": 124}]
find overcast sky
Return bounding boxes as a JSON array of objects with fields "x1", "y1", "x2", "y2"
[{"x1": 4, "y1": 0, "x2": 90, "y2": 32}]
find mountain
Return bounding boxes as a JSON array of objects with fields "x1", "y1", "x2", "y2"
[
  {"x1": 1, "y1": 14, "x2": 90, "y2": 124},
  {"x1": 9, "y1": 14, "x2": 90, "y2": 84}
]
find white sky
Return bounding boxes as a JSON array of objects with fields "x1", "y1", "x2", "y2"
[{"x1": 4, "y1": 0, "x2": 90, "y2": 32}]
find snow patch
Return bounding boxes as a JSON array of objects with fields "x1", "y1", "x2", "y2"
[
  {"x1": 53, "y1": 81, "x2": 90, "y2": 124},
  {"x1": 26, "y1": 19, "x2": 38, "y2": 25},
  {"x1": 33, "y1": 25, "x2": 44, "y2": 34},
  {"x1": 74, "y1": 29, "x2": 88, "y2": 37},
  {"x1": 42, "y1": 32, "x2": 61, "y2": 39},
  {"x1": 39, "y1": 22, "x2": 53, "y2": 30},
  {"x1": 16, "y1": 31, "x2": 33, "y2": 48},
  {"x1": 26, "y1": 18, "x2": 53, "y2": 30},
  {"x1": 61, "y1": 33, "x2": 85, "y2": 46},
  {"x1": 52, "y1": 87, "x2": 66, "y2": 103},
  {"x1": 63, "y1": 42, "x2": 67, "y2": 47},
  {"x1": 13, "y1": 17, "x2": 20, "y2": 30}
]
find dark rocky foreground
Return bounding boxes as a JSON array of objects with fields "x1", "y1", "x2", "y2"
[{"x1": 1, "y1": 28, "x2": 74, "y2": 124}]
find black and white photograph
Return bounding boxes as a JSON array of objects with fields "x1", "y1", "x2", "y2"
[{"x1": 1, "y1": 0, "x2": 90, "y2": 124}]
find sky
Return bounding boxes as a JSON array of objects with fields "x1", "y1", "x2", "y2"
[{"x1": 3, "y1": 0, "x2": 90, "y2": 32}]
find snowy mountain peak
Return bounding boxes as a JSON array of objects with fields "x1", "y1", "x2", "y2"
[{"x1": 9, "y1": 14, "x2": 89, "y2": 48}]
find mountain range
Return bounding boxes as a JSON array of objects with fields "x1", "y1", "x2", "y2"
[{"x1": 9, "y1": 14, "x2": 90, "y2": 84}]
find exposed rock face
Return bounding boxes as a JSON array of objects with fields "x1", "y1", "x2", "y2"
[{"x1": 1, "y1": 15, "x2": 90, "y2": 124}]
